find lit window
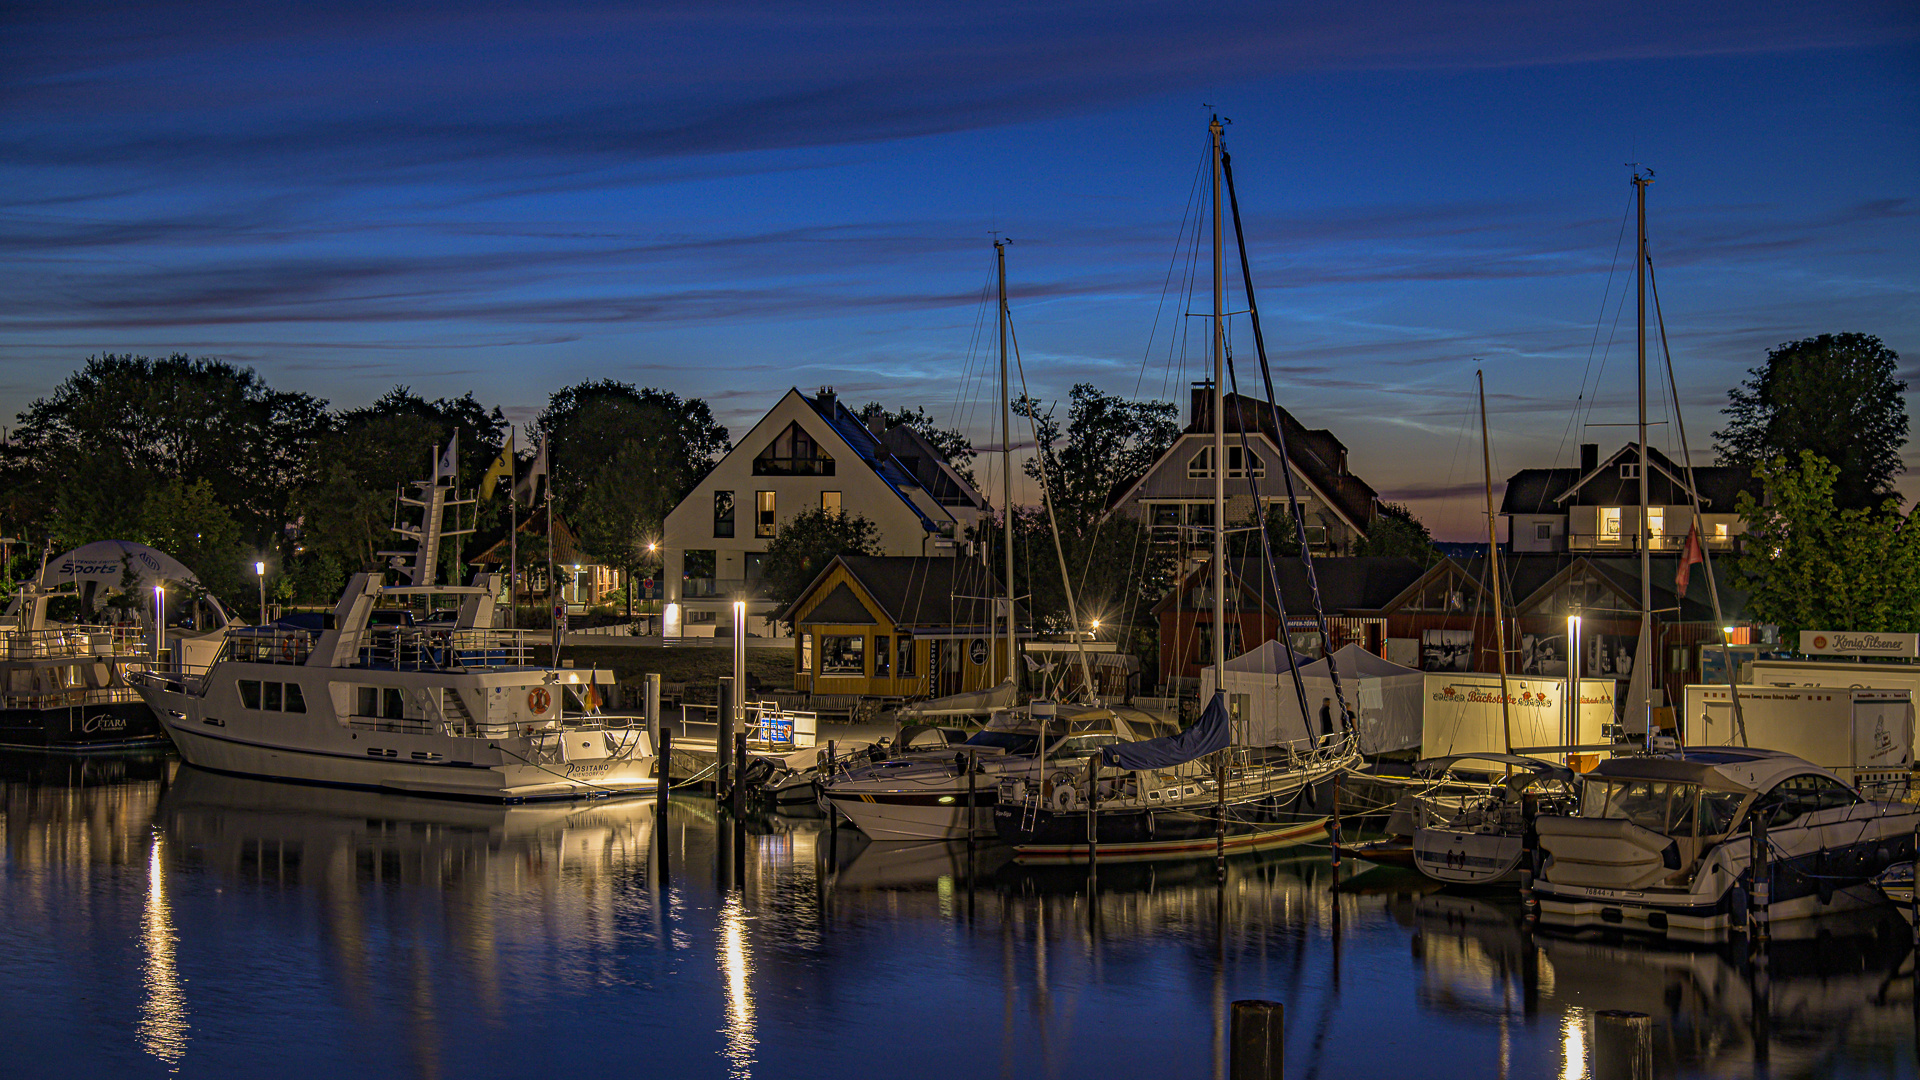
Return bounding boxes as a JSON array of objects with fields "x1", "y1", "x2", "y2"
[
  {"x1": 821, "y1": 491, "x2": 841, "y2": 514},
  {"x1": 1646, "y1": 508, "x2": 1664, "y2": 537},
  {"x1": 756, "y1": 491, "x2": 776, "y2": 538}
]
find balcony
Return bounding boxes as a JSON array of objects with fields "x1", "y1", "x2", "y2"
[{"x1": 1566, "y1": 532, "x2": 1737, "y2": 553}]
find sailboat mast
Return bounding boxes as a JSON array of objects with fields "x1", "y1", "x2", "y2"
[
  {"x1": 1478, "y1": 370, "x2": 1513, "y2": 753},
  {"x1": 1211, "y1": 117, "x2": 1227, "y2": 680},
  {"x1": 997, "y1": 239, "x2": 1015, "y2": 684},
  {"x1": 1635, "y1": 172, "x2": 1653, "y2": 734}
]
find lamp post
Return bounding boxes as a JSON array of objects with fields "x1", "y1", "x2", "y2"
[
  {"x1": 153, "y1": 584, "x2": 166, "y2": 671},
  {"x1": 1566, "y1": 614, "x2": 1583, "y2": 755},
  {"x1": 255, "y1": 561, "x2": 267, "y2": 626}
]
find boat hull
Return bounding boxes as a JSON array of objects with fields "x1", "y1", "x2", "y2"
[
  {"x1": 825, "y1": 788, "x2": 994, "y2": 841},
  {"x1": 145, "y1": 681, "x2": 656, "y2": 803},
  {"x1": 1412, "y1": 826, "x2": 1527, "y2": 886},
  {"x1": 0, "y1": 700, "x2": 168, "y2": 752}
]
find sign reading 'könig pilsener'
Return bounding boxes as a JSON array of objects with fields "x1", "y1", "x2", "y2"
[{"x1": 1799, "y1": 630, "x2": 1920, "y2": 658}]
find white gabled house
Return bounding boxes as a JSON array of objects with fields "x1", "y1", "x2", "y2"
[
  {"x1": 1500, "y1": 443, "x2": 1754, "y2": 555},
  {"x1": 661, "y1": 388, "x2": 988, "y2": 636}
]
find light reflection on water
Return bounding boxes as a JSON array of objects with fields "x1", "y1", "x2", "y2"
[{"x1": 0, "y1": 755, "x2": 1913, "y2": 1079}]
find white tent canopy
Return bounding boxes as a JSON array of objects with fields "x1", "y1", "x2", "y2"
[
  {"x1": 1200, "y1": 640, "x2": 1314, "y2": 748},
  {"x1": 24, "y1": 540, "x2": 231, "y2": 626},
  {"x1": 1291, "y1": 643, "x2": 1424, "y2": 755}
]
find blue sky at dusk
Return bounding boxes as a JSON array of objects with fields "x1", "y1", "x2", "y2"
[{"x1": 4, "y1": 1, "x2": 1916, "y2": 538}]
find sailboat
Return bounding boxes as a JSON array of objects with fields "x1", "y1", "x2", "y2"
[
  {"x1": 135, "y1": 441, "x2": 657, "y2": 801},
  {"x1": 991, "y1": 117, "x2": 1356, "y2": 864}
]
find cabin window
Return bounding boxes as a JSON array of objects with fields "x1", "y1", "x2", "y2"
[
  {"x1": 873, "y1": 635, "x2": 891, "y2": 677},
  {"x1": 284, "y1": 683, "x2": 307, "y2": 713},
  {"x1": 799, "y1": 634, "x2": 813, "y2": 673},
  {"x1": 753, "y1": 422, "x2": 835, "y2": 476},
  {"x1": 1754, "y1": 773, "x2": 1859, "y2": 827},
  {"x1": 820, "y1": 635, "x2": 864, "y2": 676},
  {"x1": 239, "y1": 680, "x2": 262, "y2": 709},
  {"x1": 1581, "y1": 779, "x2": 1704, "y2": 836},
  {"x1": 821, "y1": 491, "x2": 841, "y2": 514},
  {"x1": 1534, "y1": 522, "x2": 1553, "y2": 541},
  {"x1": 356, "y1": 686, "x2": 405, "y2": 720},
  {"x1": 713, "y1": 491, "x2": 735, "y2": 538},
  {"x1": 897, "y1": 635, "x2": 916, "y2": 677},
  {"x1": 263, "y1": 682, "x2": 283, "y2": 711},
  {"x1": 756, "y1": 491, "x2": 776, "y2": 538}
]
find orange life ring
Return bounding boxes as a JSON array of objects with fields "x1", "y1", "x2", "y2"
[
  {"x1": 528, "y1": 687, "x2": 551, "y2": 715},
  {"x1": 280, "y1": 637, "x2": 296, "y2": 662}
]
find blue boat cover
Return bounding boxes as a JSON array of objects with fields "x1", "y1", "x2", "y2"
[{"x1": 1100, "y1": 692, "x2": 1232, "y2": 770}]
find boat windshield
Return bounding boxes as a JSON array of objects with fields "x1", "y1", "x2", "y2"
[
  {"x1": 1578, "y1": 779, "x2": 1744, "y2": 839},
  {"x1": 962, "y1": 731, "x2": 1038, "y2": 755}
]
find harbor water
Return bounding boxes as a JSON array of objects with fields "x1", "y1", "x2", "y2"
[{"x1": 1, "y1": 752, "x2": 1913, "y2": 1079}]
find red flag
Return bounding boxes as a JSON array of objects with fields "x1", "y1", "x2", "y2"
[{"x1": 1674, "y1": 522, "x2": 1705, "y2": 598}]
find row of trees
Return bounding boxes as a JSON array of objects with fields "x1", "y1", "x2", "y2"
[{"x1": 0, "y1": 355, "x2": 729, "y2": 612}]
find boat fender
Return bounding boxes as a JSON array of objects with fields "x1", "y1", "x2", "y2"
[{"x1": 1146, "y1": 811, "x2": 1155, "y2": 837}]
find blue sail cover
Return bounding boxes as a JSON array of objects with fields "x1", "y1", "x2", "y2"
[{"x1": 1100, "y1": 693, "x2": 1233, "y2": 770}]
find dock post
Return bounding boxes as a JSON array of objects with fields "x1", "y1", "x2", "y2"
[
  {"x1": 1087, "y1": 756, "x2": 1099, "y2": 864},
  {"x1": 733, "y1": 732, "x2": 748, "y2": 817},
  {"x1": 1329, "y1": 771, "x2": 1342, "y2": 873},
  {"x1": 824, "y1": 740, "x2": 837, "y2": 828},
  {"x1": 645, "y1": 673, "x2": 661, "y2": 757},
  {"x1": 1228, "y1": 999, "x2": 1283, "y2": 1080},
  {"x1": 1911, "y1": 820, "x2": 1918, "y2": 949},
  {"x1": 656, "y1": 729, "x2": 672, "y2": 812},
  {"x1": 1751, "y1": 813, "x2": 1771, "y2": 944},
  {"x1": 717, "y1": 676, "x2": 735, "y2": 803},
  {"x1": 967, "y1": 750, "x2": 978, "y2": 847},
  {"x1": 1590, "y1": 1010, "x2": 1652, "y2": 1080},
  {"x1": 1215, "y1": 756, "x2": 1227, "y2": 881}
]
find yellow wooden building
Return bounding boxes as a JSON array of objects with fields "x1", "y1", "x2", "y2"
[{"x1": 783, "y1": 556, "x2": 1023, "y2": 700}]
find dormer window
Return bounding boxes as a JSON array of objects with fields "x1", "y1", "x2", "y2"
[
  {"x1": 754, "y1": 422, "x2": 835, "y2": 476},
  {"x1": 1620, "y1": 463, "x2": 1640, "y2": 480},
  {"x1": 1187, "y1": 445, "x2": 1266, "y2": 479}
]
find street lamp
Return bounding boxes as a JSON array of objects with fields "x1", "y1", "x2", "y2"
[
  {"x1": 255, "y1": 561, "x2": 267, "y2": 626},
  {"x1": 1565, "y1": 614, "x2": 1583, "y2": 753},
  {"x1": 153, "y1": 584, "x2": 166, "y2": 671}
]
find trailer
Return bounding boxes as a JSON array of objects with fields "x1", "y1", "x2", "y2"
[
  {"x1": 1681, "y1": 684, "x2": 1912, "y2": 797},
  {"x1": 1420, "y1": 674, "x2": 1615, "y2": 763}
]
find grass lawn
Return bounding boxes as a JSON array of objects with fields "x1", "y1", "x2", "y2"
[{"x1": 559, "y1": 643, "x2": 794, "y2": 687}]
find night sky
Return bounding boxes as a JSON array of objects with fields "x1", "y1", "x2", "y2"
[{"x1": 5, "y1": 1, "x2": 1916, "y2": 537}]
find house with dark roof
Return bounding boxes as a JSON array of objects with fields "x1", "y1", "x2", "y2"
[
  {"x1": 1151, "y1": 556, "x2": 1429, "y2": 684},
  {"x1": 1106, "y1": 385, "x2": 1380, "y2": 562},
  {"x1": 780, "y1": 555, "x2": 1024, "y2": 699},
  {"x1": 661, "y1": 388, "x2": 988, "y2": 636},
  {"x1": 1501, "y1": 442, "x2": 1755, "y2": 555}
]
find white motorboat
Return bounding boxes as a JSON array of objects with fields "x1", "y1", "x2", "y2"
[
  {"x1": 822, "y1": 703, "x2": 1135, "y2": 841},
  {"x1": 134, "y1": 444, "x2": 656, "y2": 802},
  {"x1": 1409, "y1": 753, "x2": 1580, "y2": 887},
  {"x1": 1533, "y1": 747, "x2": 1920, "y2": 938}
]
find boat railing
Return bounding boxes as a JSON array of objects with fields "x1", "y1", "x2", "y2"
[
  {"x1": 677, "y1": 700, "x2": 817, "y2": 750},
  {"x1": 349, "y1": 626, "x2": 545, "y2": 671},
  {"x1": 0, "y1": 685, "x2": 145, "y2": 710},
  {"x1": 4, "y1": 625, "x2": 139, "y2": 660},
  {"x1": 227, "y1": 630, "x2": 318, "y2": 666},
  {"x1": 447, "y1": 711, "x2": 650, "y2": 740}
]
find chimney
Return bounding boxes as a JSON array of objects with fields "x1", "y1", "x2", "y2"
[
  {"x1": 816, "y1": 387, "x2": 837, "y2": 414},
  {"x1": 866, "y1": 413, "x2": 886, "y2": 438},
  {"x1": 1189, "y1": 381, "x2": 1212, "y2": 430},
  {"x1": 1580, "y1": 443, "x2": 1598, "y2": 473}
]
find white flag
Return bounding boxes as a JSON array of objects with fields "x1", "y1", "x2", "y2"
[
  {"x1": 436, "y1": 430, "x2": 459, "y2": 483},
  {"x1": 514, "y1": 435, "x2": 549, "y2": 503}
]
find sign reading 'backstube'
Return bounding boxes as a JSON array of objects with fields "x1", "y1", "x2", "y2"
[{"x1": 1800, "y1": 630, "x2": 1920, "y2": 658}]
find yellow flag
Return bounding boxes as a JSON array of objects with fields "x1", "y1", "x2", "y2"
[{"x1": 479, "y1": 434, "x2": 515, "y2": 500}]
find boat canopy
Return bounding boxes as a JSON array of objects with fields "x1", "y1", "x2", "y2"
[
  {"x1": 1098, "y1": 692, "x2": 1231, "y2": 771},
  {"x1": 1415, "y1": 752, "x2": 1577, "y2": 785}
]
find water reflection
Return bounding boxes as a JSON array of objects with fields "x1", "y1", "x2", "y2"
[
  {"x1": 138, "y1": 832, "x2": 189, "y2": 1067},
  {"x1": 0, "y1": 760, "x2": 1913, "y2": 1079}
]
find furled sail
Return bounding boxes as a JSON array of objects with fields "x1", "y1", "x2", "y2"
[{"x1": 1098, "y1": 692, "x2": 1232, "y2": 770}]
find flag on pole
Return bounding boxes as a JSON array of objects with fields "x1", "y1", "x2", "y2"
[
  {"x1": 1674, "y1": 522, "x2": 1705, "y2": 598},
  {"x1": 436, "y1": 430, "x2": 459, "y2": 483},
  {"x1": 514, "y1": 435, "x2": 548, "y2": 504},
  {"x1": 480, "y1": 434, "x2": 515, "y2": 501}
]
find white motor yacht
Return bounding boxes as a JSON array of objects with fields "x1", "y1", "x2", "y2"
[
  {"x1": 134, "y1": 448, "x2": 655, "y2": 802},
  {"x1": 1533, "y1": 747, "x2": 1919, "y2": 938}
]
